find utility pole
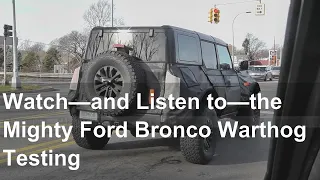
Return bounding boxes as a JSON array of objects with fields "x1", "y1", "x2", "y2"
[
  {"x1": 274, "y1": 36, "x2": 276, "y2": 66},
  {"x1": 111, "y1": 0, "x2": 114, "y2": 27},
  {"x1": 279, "y1": 45, "x2": 282, "y2": 66},
  {"x1": 11, "y1": 0, "x2": 21, "y2": 89}
]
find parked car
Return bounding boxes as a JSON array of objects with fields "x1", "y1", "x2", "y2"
[
  {"x1": 248, "y1": 65, "x2": 273, "y2": 81},
  {"x1": 68, "y1": 25, "x2": 261, "y2": 165},
  {"x1": 271, "y1": 66, "x2": 281, "y2": 78}
]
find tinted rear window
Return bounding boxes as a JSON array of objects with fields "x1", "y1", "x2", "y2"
[{"x1": 86, "y1": 30, "x2": 166, "y2": 62}]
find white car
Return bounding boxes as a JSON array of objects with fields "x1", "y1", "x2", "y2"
[
  {"x1": 248, "y1": 66, "x2": 273, "y2": 81},
  {"x1": 271, "y1": 66, "x2": 281, "y2": 78}
]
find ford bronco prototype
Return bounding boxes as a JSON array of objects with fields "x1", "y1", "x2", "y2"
[{"x1": 68, "y1": 25, "x2": 261, "y2": 165}]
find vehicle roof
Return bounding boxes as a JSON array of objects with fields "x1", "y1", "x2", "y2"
[
  {"x1": 91, "y1": 25, "x2": 228, "y2": 46},
  {"x1": 162, "y1": 25, "x2": 228, "y2": 45}
]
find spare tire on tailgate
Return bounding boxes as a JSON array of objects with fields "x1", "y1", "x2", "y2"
[{"x1": 82, "y1": 51, "x2": 145, "y2": 116}]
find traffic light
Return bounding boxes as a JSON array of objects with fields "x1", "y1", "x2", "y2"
[
  {"x1": 208, "y1": 8, "x2": 214, "y2": 23},
  {"x1": 4, "y1": 24, "x2": 13, "y2": 37},
  {"x1": 213, "y1": 8, "x2": 220, "y2": 24}
]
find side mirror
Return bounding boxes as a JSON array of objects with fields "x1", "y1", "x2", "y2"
[
  {"x1": 220, "y1": 63, "x2": 231, "y2": 70},
  {"x1": 239, "y1": 61, "x2": 249, "y2": 71}
]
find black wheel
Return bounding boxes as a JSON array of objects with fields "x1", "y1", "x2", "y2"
[
  {"x1": 180, "y1": 105, "x2": 218, "y2": 164},
  {"x1": 72, "y1": 112, "x2": 110, "y2": 150},
  {"x1": 269, "y1": 74, "x2": 273, "y2": 81},
  {"x1": 81, "y1": 51, "x2": 145, "y2": 116},
  {"x1": 94, "y1": 66, "x2": 124, "y2": 98},
  {"x1": 236, "y1": 95, "x2": 261, "y2": 137}
]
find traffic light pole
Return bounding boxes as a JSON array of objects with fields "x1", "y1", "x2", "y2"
[
  {"x1": 214, "y1": 0, "x2": 261, "y2": 7},
  {"x1": 2, "y1": 37, "x2": 8, "y2": 85},
  {"x1": 11, "y1": 0, "x2": 21, "y2": 89}
]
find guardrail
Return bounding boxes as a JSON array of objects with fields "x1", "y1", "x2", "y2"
[{"x1": 0, "y1": 72, "x2": 73, "y2": 79}]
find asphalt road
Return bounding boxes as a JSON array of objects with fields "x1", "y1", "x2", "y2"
[{"x1": 0, "y1": 79, "x2": 279, "y2": 180}]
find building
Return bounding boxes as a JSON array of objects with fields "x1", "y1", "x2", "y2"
[
  {"x1": 54, "y1": 64, "x2": 68, "y2": 73},
  {"x1": 249, "y1": 58, "x2": 281, "y2": 66}
]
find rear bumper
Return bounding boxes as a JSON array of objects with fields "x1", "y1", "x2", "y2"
[{"x1": 250, "y1": 75, "x2": 265, "y2": 80}]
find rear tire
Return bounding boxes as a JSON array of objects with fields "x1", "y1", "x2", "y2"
[
  {"x1": 81, "y1": 51, "x2": 145, "y2": 116},
  {"x1": 236, "y1": 95, "x2": 261, "y2": 137},
  {"x1": 72, "y1": 112, "x2": 110, "y2": 150},
  {"x1": 180, "y1": 105, "x2": 218, "y2": 164}
]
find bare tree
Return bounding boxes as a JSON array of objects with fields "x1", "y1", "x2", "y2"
[
  {"x1": 256, "y1": 49, "x2": 269, "y2": 59},
  {"x1": 242, "y1": 33, "x2": 266, "y2": 61},
  {"x1": 18, "y1": 40, "x2": 45, "y2": 53},
  {"x1": 52, "y1": 31, "x2": 88, "y2": 70},
  {"x1": 83, "y1": 0, "x2": 124, "y2": 28},
  {"x1": 18, "y1": 39, "x2": 32, "y2": 51},
  {"x1": 131, "y1": 33, "x2": 160, "y2": 61},
  {"x1": 255, "y1": 44, "x2": 282, "y2": 60},
  {"x1": 29, "y1": 43, "x2": 45, "y2": 53}
]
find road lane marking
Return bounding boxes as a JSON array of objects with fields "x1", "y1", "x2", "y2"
[
  {"x1": 0, "y1": 123, "x2": 71, "y2": 129},
  {"x1": 0, "y1": 141, "x2": 76, "y2": 164},
  {"x1": 0, "y1": 139, "x2": 65, "y2": 158},
  {"x1": 0, "y1": 111, "x2": 68, "y2": 123}
]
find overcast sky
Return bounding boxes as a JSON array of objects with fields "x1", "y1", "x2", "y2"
[{"x1": 0, "y1": 0, "x2": 290, "y2": 49}]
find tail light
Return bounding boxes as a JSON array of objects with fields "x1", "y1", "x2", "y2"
[{"x1": 149, "y1": 89, "x2": 155, "y2": 104}]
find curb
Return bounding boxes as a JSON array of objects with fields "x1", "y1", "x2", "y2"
[{"x1": 0, "y1": 86, "x2": 57, "y2": 94}]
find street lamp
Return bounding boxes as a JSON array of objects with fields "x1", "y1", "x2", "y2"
[
  {"x1": 111, "y1": 0, "x2": 114, "y2": 27},
  {"x1": 232, "y1": 11, "x2": 251, "y2": 62}
]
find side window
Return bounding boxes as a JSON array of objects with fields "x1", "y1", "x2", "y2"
[
  {"x1": 200, "y1": 41, "x2": 218, "y2": 69},
  {"x1": 216, "y1": 45, "x2": 233, "y2": 68},
  {"x1": 177, "y1": 34, "x2": 200, "y2": 63}
]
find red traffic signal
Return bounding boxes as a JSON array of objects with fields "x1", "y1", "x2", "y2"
[{"x1": 213, "y1": 8, "x2": 220, "y2": 24}]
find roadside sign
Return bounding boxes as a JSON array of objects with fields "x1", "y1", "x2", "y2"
[
  {"x1": 255, "y1": 3, "x2": 265, "y2": 15},
  {"x1": 0, "y1": 36, "x2": 18, "y2": 46},
  {"x1": 269, "y1": 50, "x2": 277, "y2": 65}
]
